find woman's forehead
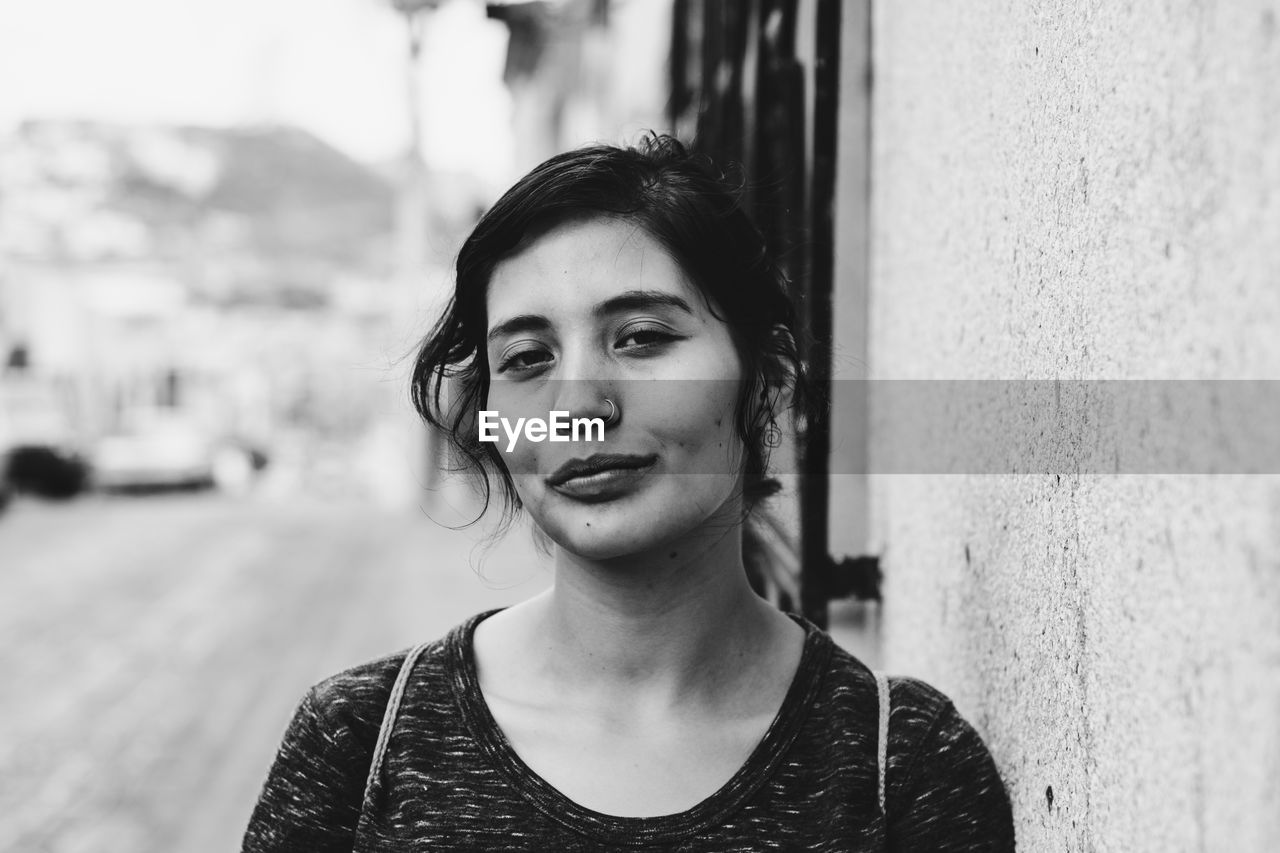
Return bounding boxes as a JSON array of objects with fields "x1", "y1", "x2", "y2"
[{"x1": 486, "y1": 217, "x2": 701, "y2": 321}]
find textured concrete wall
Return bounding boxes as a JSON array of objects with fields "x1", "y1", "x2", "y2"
[{"x1": 867, "y1": 3, "x2": 1280, "y2": 850}]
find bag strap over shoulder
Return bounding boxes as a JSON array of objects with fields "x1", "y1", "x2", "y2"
[
  {"x1": 873, "y1": 669, "x2": 890, "y2": 817},
  {"x1": 363, "y1": 641, "x2": 433, "y2": 808}
]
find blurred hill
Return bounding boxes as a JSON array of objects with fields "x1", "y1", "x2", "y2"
[
  {"x1": 0, "y1": 120, "x2": 486, "y2": 504},
  {"x1": 0, "y1": 120, "x2": 395, "y2": 308}
]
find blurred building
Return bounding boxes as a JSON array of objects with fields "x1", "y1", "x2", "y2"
[
  {"x1": 0, "y1": 119, "x2": 486, "y2": 499},
  {"x1": 486, "y1": 0, "x2": 671, "y2": 169}
]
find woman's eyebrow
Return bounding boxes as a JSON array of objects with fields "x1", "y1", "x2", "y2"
[
  {"x1": 486, "y1": 291, "x2": 692, "y2": 343},
  {"x1": 486, "y1": 314, "x2": 550, "y2": 344},
  {"x1": 593, "y1": 290, "x2": 693, "y2": 317}
]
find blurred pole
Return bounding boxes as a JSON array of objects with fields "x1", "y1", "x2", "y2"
[
  {"x1": 798, "y1": 0, "x2": 842, "y2": 627},
  {"x1": 391, "y1": 0, "x2": 445, "y2": 495}
]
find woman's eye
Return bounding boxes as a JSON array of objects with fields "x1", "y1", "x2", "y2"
[
  {"x1": 616, "y1": 326, "x2": 677, "y2": 350},
  {"x1": 496, "y1": 348, "x2": 552, "y2": 374}
]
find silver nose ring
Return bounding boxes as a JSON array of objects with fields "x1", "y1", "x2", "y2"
[{"x1": 603, "y1": 398, "x2": 620, "y2": 426}]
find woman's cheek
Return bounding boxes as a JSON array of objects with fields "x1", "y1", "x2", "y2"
[{"x1": 647, "y1": 397, "x2": 741, "y2": 473}]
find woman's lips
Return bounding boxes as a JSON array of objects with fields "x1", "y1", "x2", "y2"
[{"x1": 545, "y1": 454, "x2": 657, "y2": 502}]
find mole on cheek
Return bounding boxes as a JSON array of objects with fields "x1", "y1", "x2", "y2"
[{"x1": 668, "y1": 551, "x2": 678, "y2": 559}]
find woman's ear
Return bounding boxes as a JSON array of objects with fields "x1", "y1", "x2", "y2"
[
  {"x1": 747, "y1": 373, "x2": 789, "y2": 446},
  {"x1": 759, "y1": 324, "x2": 798, "y2": 415}
]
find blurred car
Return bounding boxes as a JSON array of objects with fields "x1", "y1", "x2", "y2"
[
  {"x1": 90, "y1": 414, "x2": 218, "y2": 491},
  {"x1": 0, "y1": 376, "x2": 90, "y2": 500},
  {"x1": 5, "y1": 444, "x2": 90, "y2": 498},
  {"x1": 88, "y1": 410, "x2": 269, "y2": 493}
]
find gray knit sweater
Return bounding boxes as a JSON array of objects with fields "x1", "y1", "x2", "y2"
[{"x1": 243, "y1": 610, "x2": 1014, "y2": 851}]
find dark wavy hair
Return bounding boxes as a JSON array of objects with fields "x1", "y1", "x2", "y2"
[{"x1": 410, "y1": 133, "x2": 812, "y2": 531}]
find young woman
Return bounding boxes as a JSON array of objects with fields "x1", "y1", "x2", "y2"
[{"x1": 243, "y1": 136, "x2": 1015, "y2": 851}]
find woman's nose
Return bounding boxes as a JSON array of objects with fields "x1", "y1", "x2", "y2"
[{"x1": 550, "y1": 379, "x2": 617, "y2": 428}]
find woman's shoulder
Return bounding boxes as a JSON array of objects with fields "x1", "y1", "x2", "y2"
[
  {"x1": 243, "y1": 617, "x2": 485, "y2": 848},
  {"x1": 820, "y1": 643, "x2": 1013, "y2": 839},
  {"x1": 302, "y1": 617, "x2": 473, "y2": 735},
  {"x1": 884, "y1": 673, "x2": 966, "y2": 730},
  {"x1": 306, "y1": 646, "x2": 424, "y2": 722},
  {"x1": 821, "y1": 641, "x2": 964, "y2": 718},
  {"x1": 819, "y1": 641, "x2": 988, "y2": 760}
]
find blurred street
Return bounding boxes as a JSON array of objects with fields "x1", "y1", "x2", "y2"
[
  {"x1": 0, "y1": 489, "x2": 877, "y2": 853},
  {"x1": 0, "y1": 491, "x2": 548, "y2": 853}
]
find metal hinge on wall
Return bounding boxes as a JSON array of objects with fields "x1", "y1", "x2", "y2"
[
  {"x1": 747, "y1": 510, "x2": 882, "y2": 615},
  {"x1": 826, "y1": 554, "x2": 881, "y2": 602}
]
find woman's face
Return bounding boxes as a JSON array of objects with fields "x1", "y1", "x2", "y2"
[{"x1": 484, "y1": 216, "x2": 746, "y2": 561}]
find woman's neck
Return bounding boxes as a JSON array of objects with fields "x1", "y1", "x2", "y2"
[{"x1": 526, "y1": 521, "x2": 781, "y2": 705}]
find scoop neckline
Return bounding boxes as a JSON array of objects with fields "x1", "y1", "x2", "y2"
[{"x1": 447, "y1": 607, "x2": 833, "y2": 846}]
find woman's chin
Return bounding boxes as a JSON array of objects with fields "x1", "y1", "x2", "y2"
[
  {"x1": 532, "y1": 503, "x2": 685, "y2": 562},
  {"x1": 544, "y1": 521, "x2": 666, "y2": 562},
  {"x1": 524, "y1": 478, "x2": 742, "y2": 563},
  {"x1": 539, "y1": 510, "x2": 732, "y2": 565}
]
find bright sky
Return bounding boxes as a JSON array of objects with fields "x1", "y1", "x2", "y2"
[{"x1": 0, "y1": 0, "x2": 514, "y2": 176}]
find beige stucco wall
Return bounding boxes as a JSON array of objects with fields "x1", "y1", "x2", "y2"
[{"x1": 866, "y1": 3, "x2": 1280, "y2": 850}]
